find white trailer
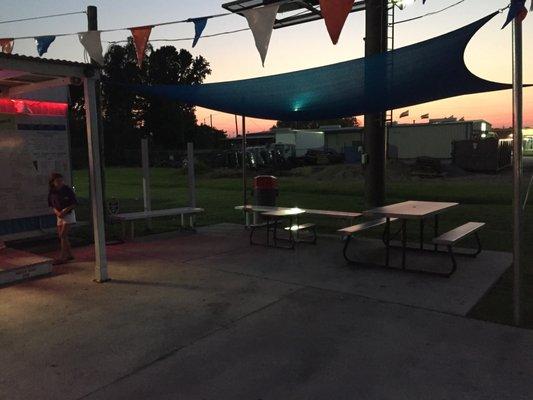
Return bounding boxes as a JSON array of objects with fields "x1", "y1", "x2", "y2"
[
  {"x1": 388, "y1": 120, "x2": 490, "y2": 160},
  {"x1": 274, "y1": 129, "x2": 324, "y2": 157}
]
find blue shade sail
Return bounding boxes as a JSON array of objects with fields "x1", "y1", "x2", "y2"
[{"x1": 125, "y1": 13, "x2": 510, "y2": 121}]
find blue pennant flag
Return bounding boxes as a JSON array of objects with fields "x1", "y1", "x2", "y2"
[
  {"x1": 190, "y1": 17, "x2": 208, "y2": 48},
  {"x1": 35, "y1": 35, "x2": 56, "y2": 56},
  {"x1": 502, "y1": 0, "x2": 528, "y2": 29}
]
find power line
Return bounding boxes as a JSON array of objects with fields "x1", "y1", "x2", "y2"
[
  {"x1": 107, "y1": 27, "x2": 250, "y2": 44},
  {"x1": 0, "y1": 11, "x2": 86, "y2": 25},
  {"x1": 395, "y1": 0, "x2": 467, "y2": 24},
  {"x1": 6, "y1": 12, "x2": 233, "y2": 40}
]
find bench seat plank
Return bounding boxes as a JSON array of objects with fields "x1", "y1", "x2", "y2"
[
  {"x1": 284, "y1": 223, "x2": 316, "y2": 232},
  {"x1": 433, "y1": 222, "x2": 485, "y2": 245},
  {"x1": 111, "y1": 207, "x2": 204, "y2": 221},
  {"x1": 236, "y1": 205, "x2": 361, "y2": 219},
  {"x1": 338, "y1": 218, "x2": 398, "y2": 235},
  {"x1": 303, "y1": 209, "x2": 362, "y2": 219}
]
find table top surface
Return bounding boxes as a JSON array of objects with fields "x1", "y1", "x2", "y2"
[
  {"x1": 262, "y1": 209, "x2": 306, "y2": 217},
  {"x1": 363, "y1": 201, "x2": 459, "y2": 219}
]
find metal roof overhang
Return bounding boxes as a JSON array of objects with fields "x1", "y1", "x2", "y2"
[
  {"x1": 222, "y1": 0, "x2": 365, "y2": 29},
  {"x1": 0, "y1": 53, "x2": 98, "y2": 98},
  {"x1": 0, "y1": 52, "x2": 108, "y2": 282}
]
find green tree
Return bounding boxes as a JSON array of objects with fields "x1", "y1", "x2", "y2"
[
  {"x1": 101, "y1": 38, "x2": 147, "y2": 163},
  {"x1": 69, "y1": 39, "x2": 222, "y2": 166},
  {"x1": 144, "y1": 46, "x2": 211, "y2": 150}
]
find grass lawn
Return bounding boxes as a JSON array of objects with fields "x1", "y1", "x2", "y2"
[{"x1": 73, "y1": 167, "x2": 533, "y2": 327}]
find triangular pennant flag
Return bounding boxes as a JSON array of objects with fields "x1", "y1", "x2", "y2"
[
  {"x1": 130, "y1": 26, "x2": 152, "y2": 67},
  {"x1": 319, "y1": 0, "x2": 354, "y2": 45},
  {"x1": 502, "y1": 0, "x2": 528, "y2": 29},
  {"x1": 0, "y1": 38, "x2": 14, "y2": 54},
  {"x1": 241, "y1": 4, "x2": 280, "y2": 66},
  {"x1": 190, "y1": 17, "x2": 208, "y2": 48},
  {"x1": 35, "y1": 35, "x2": 56, "y2": 56},
  {"x1": 78, "y1": 31, "x2": 104, "y2": 65}
]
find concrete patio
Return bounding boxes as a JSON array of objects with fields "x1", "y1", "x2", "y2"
[{"x1": 1, "y1": 224, "x2": 531, "y2": 400}]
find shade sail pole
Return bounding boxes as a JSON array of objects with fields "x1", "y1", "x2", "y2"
[
  {"x1": 242, "y1": 116, "x2": 247, "y2": 209},
  {"x1": 84, "y1": 76, "x2": 109, "y2": 283},
  {"x1": 512, "y1": 17, "x2": 524, "y2": 326},
  {"x1": 363, "y1": 0, "x2": 387, "y2": 207}
]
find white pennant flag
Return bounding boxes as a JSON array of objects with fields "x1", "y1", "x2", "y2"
[
  {"x1": 241, "y1": 4, "x2": 279, "y2": 66},
  {"x1": 78, "y1": 31, "x2": 104, "y2": 65}
]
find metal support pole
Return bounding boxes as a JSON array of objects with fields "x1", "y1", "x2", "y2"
[
  {"x1": 512, "y1": 19, "x2": 524, "y2": 326},
  {"x1": 187, "y1": 142, "x2": 196, "y2": 208},
  {"x1": 363, "y1": 0, "x2": 388, "y2": 207},
  {"x1": 242, "y1": 116, "x2": 247, "y2": 208},
  {"x1": 141, "y1": 136, "x2": 152, "y2": 229},
  {"x1": 87, "y1": 5, "x2": 107, "y2": 222},
  {"x1": 84, "y1": 77, "x2": 108, "y2": 282}
]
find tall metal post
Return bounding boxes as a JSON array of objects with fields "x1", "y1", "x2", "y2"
[
  {"x1": 86, "y1": 5, "x2": 107, "y2": 221},
  {"x1": 512, "y1": 18, "x2": 524, "y2": 326},
  {"x1": 242, "y1": 116, "x2": 247, "y2": 208},
  {"x1": 84, "y1": 77, "x2": 108, "y2": 282},
  {"x1": 141, "y1": 136, "x2": 152, "y2": 229},
  {"x1": 363, "y1": 0, "x2": 388, "y2": 207}
]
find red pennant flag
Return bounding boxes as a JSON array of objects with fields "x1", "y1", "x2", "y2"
[
  {"x1": 130, "y1": 26, "x2": 152, "y2": 67},
  {"x1": 319, "y1": 0, "x2": 354, "y2": 45},
  {"x1": 0, "y1": 38, "x2": 14, "y2": 54}
]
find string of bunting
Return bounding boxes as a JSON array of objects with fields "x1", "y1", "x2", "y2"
[
  {"x1": 0, "y1": 11, "x2": 230, "y2": 65},
  {"x1": 0, "y1": 0, "x2": 528, "y2": 67}
]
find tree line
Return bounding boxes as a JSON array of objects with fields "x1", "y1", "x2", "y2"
[{"x1": 69, "y1": 39, "x2": 227, "y2": 167}]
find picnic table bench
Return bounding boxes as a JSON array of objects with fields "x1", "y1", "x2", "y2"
[
  {"x1": 339, "y1": 201, "x2": 485, "y2": 277},
  {"x1": 110, "y1": 207, "x2": 204, "y2": 240},
  {"x1": 249, "y1": 208, "x2": 317, "y2": 249},
  {"x1": 235, "y1": 205, "x2": 361, "y2": 227}
]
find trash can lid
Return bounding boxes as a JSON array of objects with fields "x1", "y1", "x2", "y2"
[{"x1": 254, "y1": 175, "x2": 278, "y2": 189}]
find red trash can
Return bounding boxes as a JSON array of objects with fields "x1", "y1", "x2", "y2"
[{"x1": 253, "y1": 175, "x2": 278, "y2": 207}]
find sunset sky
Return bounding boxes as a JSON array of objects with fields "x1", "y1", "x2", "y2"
[{"x1": 1, "y1": 0, "x2": 531, "y2": 134}]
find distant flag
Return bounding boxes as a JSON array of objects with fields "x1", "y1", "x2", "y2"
[
  {"x1": 35, "y1": 36, "x2": 56, "y2": 56},
  {"x1": 399, "y1": 110, "x2": 409, "y2": 118},
  {"x1": 189, "y1": 17, "x2": 208, "y2": 48},
  {"x1": 241, "y1": 3, "x2": 280, "y2": 66},
  {"x1": 502, "y1": 0, "x2": 528, "y2": 29},
  {"x1": 130, "y1": 26, "x2": 153, "y2": 67},
  {"x1": 420, "y1": 113, "x2": 429, "y2": 119},
  {"x1": 319, "y1": 0, "x2": 355, "y2": 45},
  {"x1": 0, "y1": 38, "x2": 14, "y2": 54},
  {"x1": 79, "y1": 31, "x2": 104, "y2": 65}
]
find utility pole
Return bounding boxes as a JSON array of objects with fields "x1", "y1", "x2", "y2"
[
  {"x1": 512, "y1": 17, "x2": 524, "y2": 326},
  {"x1": 210, "y1": 114, "x2": 213, "y2": 128},
  {"x1": 363, "y1": 0, "x2": 388, "y2": 207},
  {"x1": 86, "y1": 5, "x2": 107, "y2": 221},
  {"x1": 242, "y1": 116, "x2": 247, "y2": 208}
]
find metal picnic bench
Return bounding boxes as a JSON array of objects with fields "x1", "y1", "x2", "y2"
[
  {"x1": 110, "y1": 207, "x2": 204, "y2": 240},
  {"x1": 338, "y1": 201, "x2": 485, "y2": 277}
]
